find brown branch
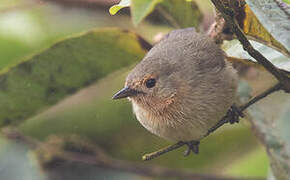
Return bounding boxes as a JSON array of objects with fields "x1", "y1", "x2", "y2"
[
  {"x1": 63, "y1": 152, "x2": 237, "y2": 180},
  {"x1": 210, "y1": 0, "x2": 290, "y2": 92},
  {"x1": 63, "y1": 151, "x2": 262, "y2": 180},
  {"x1": 142, "y1": 82, "x2": 282, "y2": 161},
  {"x1": 1, "y1": 129, "x2": 261, "y2": 180},
  {"x1": 239, "y1": 83, "x2": 282, "y2": 111},
  {"x1": 142, "y1": 141, "x2": 185, "y2": 161}
]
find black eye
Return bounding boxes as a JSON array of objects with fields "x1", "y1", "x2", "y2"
[{"x1": 145, "y1": 78, "x2": 156, "y2": 88}]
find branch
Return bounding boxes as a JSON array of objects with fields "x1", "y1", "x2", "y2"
[
  {"x1": 142, "y1": 82, "x2": 282, "y2": 161},
  {"x1": 142, "y1": 141, "x2": 185, "y2": 161},
  {"x1": 1, "y1": 129, "x2": 261, "y2": 180},
  {"x1": 239, "y1": 83, "x2": 282, "y2": 111},
  {"x1": 63, "y1": 152, "x2": 251, "y2": 180},
  {"x1": 210, "y1": 0, "x2": 290, "y2": 92}
]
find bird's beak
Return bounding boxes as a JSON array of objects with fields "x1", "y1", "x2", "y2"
[{"x1": 112, "y1": 87, "x2": 139, "y2": 99}]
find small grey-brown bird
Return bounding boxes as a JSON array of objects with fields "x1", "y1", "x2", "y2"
[{"x1": 113, "y1": 28, "x2": 238, "y2": 154}]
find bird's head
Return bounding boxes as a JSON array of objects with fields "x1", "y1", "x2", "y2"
[
  {"x1": 112, "y1": 54, "x2": 182, "y2": 113},
  {"x1": 112, "y1": 28, "x2": 220, "y2": 114}
]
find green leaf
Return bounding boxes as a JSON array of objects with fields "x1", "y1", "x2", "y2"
[
  {"x1": 237, "y1": 4, "x2": 289, "y2": 57},
  {"x1": 225, "y1": 41, "x2": 290, "y2": 178},
  {"x1": 236, "y1": 79, "x2": 290, "y2": 179},
  {"x1": 20, "y1": 67, "x2": 134, "y2": 140},
  {"x1": 110, "y1": 0, "x2": 202, "y2": 28},
  {"x1": 109, "y1": 0, "x2": 131, "y2": 15},
  {"x1": 131, "y1": 0, "x2": 162, "y2": 26},
  {"x1": 0, "y1": 36, "x2": 34, "y2": 70},
  {"x1": 245, "y1": 0, "x2": 290, "y2": 55},
  {"x1": 0, "y1": 28, "x2": 148, "y2": 127},
  {"x1": 157, "y1": 0, "x2": 203, "y2": 28},
  {"x1": 248, "y1": 96, "x2": 290, "y2": 180},
  {"x1": 278, "y1": 100, "x2": 290, "y2": 144},
  {"x1": 224, "y1": 40, "x2": 290, "y2": 72}
]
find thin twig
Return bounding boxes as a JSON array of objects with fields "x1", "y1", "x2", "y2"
[
  {"x1": 240, "y1": 82, "x2": 282, "y2": 111},
  {"x1": 142, "y1": 141, "x2": 185, "y2": 161},
  {"x1": 142, "y1": 82, "x2": 282, "y2": 161}
]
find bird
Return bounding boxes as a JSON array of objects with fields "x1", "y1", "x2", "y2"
[{"x1": 112, "y1": 28, "x2": 238, "y2": 155}]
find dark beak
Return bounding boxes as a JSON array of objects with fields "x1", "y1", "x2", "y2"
[{"x1": 112, "y1": 87, "x2": 138, "y2": 99}]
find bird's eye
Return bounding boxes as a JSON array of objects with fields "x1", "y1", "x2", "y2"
[{"x1": 145, "y1": 78, "x2": 156, "y2": 88}]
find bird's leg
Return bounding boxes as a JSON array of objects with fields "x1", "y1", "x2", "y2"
[
  {"x1": 183, "y1": 140, "x2": 200, "y2": 156},
  {"x1": 207, "y1": 104, "x2": 244, "y2": 135},
  {"x1": 227, "y1": 104, "x2": 244, "y2": 124},
  {"x1": 183, "y1": 104, "x2": 243, "y2": 157}
]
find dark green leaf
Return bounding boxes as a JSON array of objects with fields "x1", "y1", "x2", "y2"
[
  {"x1": 157, "y1": 0, "x2": 203, "y2": 28},
  {"x1": 0, "y1": 28, "x2": 148, "y2": 127},
  {"x1": 131, "y1": 0, "x2": 162, "y2": 26}
]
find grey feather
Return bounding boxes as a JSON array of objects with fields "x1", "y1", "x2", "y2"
[{"x1": 124, "y1": 28, "x2": 238, "y2": 142}]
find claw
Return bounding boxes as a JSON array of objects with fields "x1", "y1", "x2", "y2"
[
  {"x1": 183, "y1": 141, "x2": 200, "y2": 156},
  {"x1": 183, "y1": 105, "x2": 243, "y2": 157},
  {"x1": 227, "y1": 104, "x2": 244, "y2": 124}
]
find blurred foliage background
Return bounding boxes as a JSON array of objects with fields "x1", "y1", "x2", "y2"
[{"x1": 0, "y1": 0, "x2": 289, "y2": 179}]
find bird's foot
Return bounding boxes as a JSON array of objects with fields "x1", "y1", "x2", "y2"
[
  {"x1": 227, "y1": 104, "x2": 244, "y2": 124},
  {"x1": 206, "y1": 104, "x2": 244, "y2": 136},
  {"x1": 183, "y1": 140, "x2": 200, "y2": 156}
]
